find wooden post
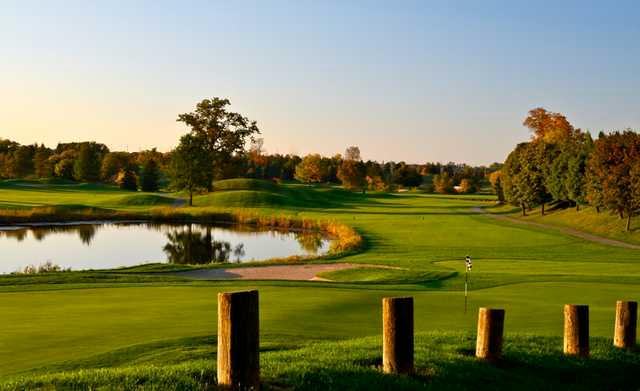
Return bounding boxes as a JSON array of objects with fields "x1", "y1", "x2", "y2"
[
  {"x1": 475, "y1": 308, "x2": 505, "y2": 361},
  {"x1": 218, "y1": 290, "x2": 259, "y2": 390},
  {"x1": 382, "y1": 297, "x2": 414, "y2": 374},
  {"x1": 564, "y1": 304, "x2": 589, "y2": 357},
  {"x1": 614, "y1": 301, "x2": 637, "y2": 349}
]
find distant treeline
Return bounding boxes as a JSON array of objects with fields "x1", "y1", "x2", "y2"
[
  {"x1": 0, "y1": 140, "x2": 165, "y2": 192},
  {"x1": 0, "y1": 136, "x2": 499, "y2": 191},
  {"x1": 0, "y1": 98, "x2": 501, "y2": 199},
  {"x1": 500, "y1": 108, "x2": 640, "y2": 231}
]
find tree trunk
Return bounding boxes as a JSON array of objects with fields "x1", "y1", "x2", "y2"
[
  {"x1": 596, "y1": 206, "x2": 600, "y2": 214},
  {"x1": 626, "y1": 215, "x2": 632, "y2": 232},
  {"x1": 541, "y1": 203, "x2": 545, "y2": 216},
  {"x1": 189, "y1": 190, "x2": 193, "y2": 206},
  {"x1": 521, "y1": 203, "x2": 526, "y2": 216},
  {"x1": 576, "y1": 204, "x2": 580, "y2": 212},
  {"x1": 620, "y1": 210, "x2": 624, "y2": 219}
]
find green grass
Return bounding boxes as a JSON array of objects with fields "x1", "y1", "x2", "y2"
[
  {"x1": 490, "y1": 202, "x2": 640, "y2": 245},
  {"x1": 3, "y1": 332, "x2": 639, "y2": 390},
  {"x1": 1, "y1": 179, "x2": 640, "y2": 388}
]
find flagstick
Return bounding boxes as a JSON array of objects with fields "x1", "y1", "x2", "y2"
[{"x1": 464, "y1": 269, "x2": 468, "y2": 314}]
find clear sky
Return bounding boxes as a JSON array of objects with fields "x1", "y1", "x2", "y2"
[{"x1": 1, "y1": 1, "x2": 639, "y2": 165}]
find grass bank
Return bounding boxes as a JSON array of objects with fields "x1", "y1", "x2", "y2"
[{"x1": 3, "y1": 333, "x2": 639, "y2": 390}]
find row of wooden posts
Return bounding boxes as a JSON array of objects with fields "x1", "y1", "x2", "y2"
[{"x1": 216, "y1": 290, "x2": 638, "y2": 390}]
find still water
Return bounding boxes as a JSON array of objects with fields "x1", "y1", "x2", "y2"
[{"x1": 0, "y1": 222, "x2": 332, "y2": 274}]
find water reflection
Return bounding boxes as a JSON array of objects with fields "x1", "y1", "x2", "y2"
[
  {"x1": 162, "y1": 225, "x2": 325, "y2": 264},
  {"x1": 0, "y1": 221, "x2": 331, "y2": 273},
  {"x1": 163, "y1": 225, "x2": 246, "y2": 264},
  {"x1": 0, "y1": 224, "x2": 99, "y2": 245}
]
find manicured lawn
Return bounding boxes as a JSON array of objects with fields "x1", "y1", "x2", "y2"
[{"x1": 1, "y1": 179, "x2": 639, "y2": 388}]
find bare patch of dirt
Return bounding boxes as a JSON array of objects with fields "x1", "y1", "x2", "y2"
[{"x1": 173, "y1": 263, "x2": 395, "y2": 281}]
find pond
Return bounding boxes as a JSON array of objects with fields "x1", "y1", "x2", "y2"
[{"x1": 0, "y1": 222, "x2": 332, "y2": 274}]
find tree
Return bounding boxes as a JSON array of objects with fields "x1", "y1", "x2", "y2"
[
  {"x1": 101, "y1": 152, "x2": 132, "y2": 182},
  {"x1": 564, "y1": 135, "x2": 593, "y2": 210},
  {"x1": 337, "y1": 146, "x2": 366, "y2": 191},
  {"x1": 433, "y1": 172, "x2": 454, "y2": 194},
  {"x1": 458, "y1": 178, "x2": 476, "y2": 194},
  {"x1": 177, "y1": 97, "x2": 260, "y2": 190},
  {"x1": 523, "y1": 107, "x2": 574, "y2": 144},
  {"x1": 140, "y1": 158, "x2": 160, "y2": 192},
  {"x1": 170, "y1": 133, "x2": 211, "y2": 206},
  {"x1": 344, "y1": 146, "x2": 361, "y2": 161},
  {"x1": 586, "y1": 130, "x2": 640, "y2": 231},
  {"x1": 116, "y1": 169, "x2": 138, "y2": 191},
  {"x1": 502, "y1": 142, "x2": 549, "y2": 216},
  {"x1": 51, "y1": 150, "x2": 77, "y2": 180},
  {"x1": 73, "y1": 143, "x2": 103, "y2": 182},
  {"x1": 10, "y1": 145, "x2": 35, "y2": 178},
  {"x1": 294, "y1": 154, "x2": 327, "y2": 183},
  {"x1": 33, "y1": 145, "x2": 53, "y2": 178},
  {"x1": 488, "y1": 170, "x2": 505, "y2": 201}
]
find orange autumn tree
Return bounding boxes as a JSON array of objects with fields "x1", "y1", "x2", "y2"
[
  {"x1": 523, "y1": 107, "x2": 575, "y2": 144},
  {"x1": 587, "y1": 130, "x2": 640, "y2": 231}
]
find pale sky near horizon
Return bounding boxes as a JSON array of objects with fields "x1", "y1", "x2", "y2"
[{"x1": 1, "y1": 1, "x2": 639, "y2": 165}]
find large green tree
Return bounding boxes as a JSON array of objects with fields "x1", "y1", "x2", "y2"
[
  {"x1": 564, "y1": 134, "x2": 593, "y2": 210},
  {"x1": 73, "y1": 143, "x2": 104, "y2": 182},
  {"x1": 177, "y1": 98, "x2": 260, "y2": 189},
  {"x1": 170, "y1": 134, "x2": 211, "y2": 206},
  {"x1": 503, "y1": 142, "x2": 549, "y2": 215}
]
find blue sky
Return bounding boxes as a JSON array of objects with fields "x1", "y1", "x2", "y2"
[{"x1": 1, "y1": 1, "x2": 639, "y2": 164}]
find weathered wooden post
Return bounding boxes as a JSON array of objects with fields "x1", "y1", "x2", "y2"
[
  {"x1": 218, "y1": 290, "x2": 260, "y2": 390},
  {"x1": 475, "y1": 308, "x2": 505, "y2": 361},
  {"x1": 382, "y1": 296, "x2": 414, "y2": 374},
  {"x1": 564, "y1": 304, "x2": 589, "y2": 357},
  {"x1": 614, "y1": 300, "x2": 637, "y2": 349}
]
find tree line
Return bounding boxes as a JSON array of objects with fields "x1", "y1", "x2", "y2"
[
  {"x1": 0, "y1": 97, "x2": 502, "y2": 205},
  {"x1": 500, "y1": 107, "x2": 640, "y2": 231},
  {"x1": 0, "y1": 140, "x2": 164, "y2": 192}
]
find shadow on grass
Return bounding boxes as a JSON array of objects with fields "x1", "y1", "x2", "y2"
[
  {"x1": 6, "y1": 334, "x2": 640, "y2": 390},
  {"x1": 272, "y1": 336, "x2": 640, "y2": 390}
]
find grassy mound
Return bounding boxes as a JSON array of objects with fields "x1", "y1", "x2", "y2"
[
  {"x1": 198, "y1": 181, "x2": 364, "y2": 209},
  {"x1": 195, "y1": 190, "x2": 289, "y2": 208},
  {"x1": 3, "y1": 333, "x2": 638, "y2": 390},
  {"x1": 212, "y1": 178, "x2": 280, "y2": 192}
]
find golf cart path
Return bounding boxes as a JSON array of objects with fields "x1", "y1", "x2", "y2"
[
  {"x1": 173, "y1": 263, "x2": 398, "y2": 281},
  {"x1": 473, "y1": 207, "x2": 640, "y2": 250}
]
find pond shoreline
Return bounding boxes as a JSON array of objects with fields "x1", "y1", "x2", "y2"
[{"x1": 0, "y1": 221, "x2": 335, "y2": 274}]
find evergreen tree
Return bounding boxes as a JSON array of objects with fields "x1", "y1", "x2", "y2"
[{"x1": 140, "y1": 158, "x2": 160, "y2": 192}]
